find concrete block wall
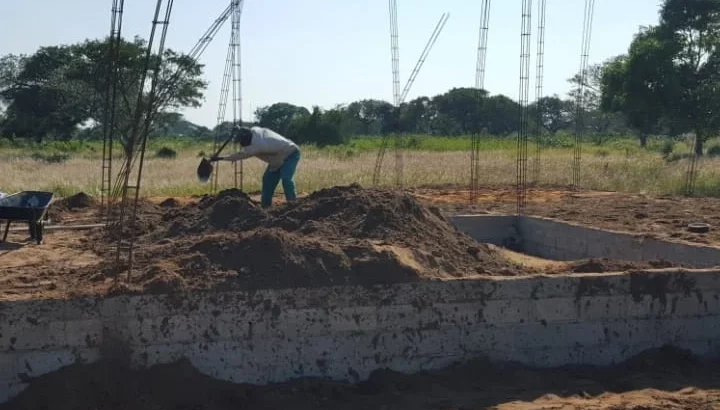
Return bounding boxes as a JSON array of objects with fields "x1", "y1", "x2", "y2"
[
  {"x1": 450, "y1": 215, "x2": 720, "y2": 267},
  {"x1": 2, "y1": 270, "x2": 720, "y2": 402},
  {"x1": 519, "y1": 216, "x2": 720, "y2": 267},
  {"x1": 450, "y1": 215, "x2": 519, "y2": 249}
]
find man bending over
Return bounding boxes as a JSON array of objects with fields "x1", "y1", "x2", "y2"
[{"x1": 211, "y1": 126, "x2": 300, "y2": 208}]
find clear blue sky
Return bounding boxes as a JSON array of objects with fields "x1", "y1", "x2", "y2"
[{"x1": 0, "y1": 0, "x2": 662, "y2": 127}]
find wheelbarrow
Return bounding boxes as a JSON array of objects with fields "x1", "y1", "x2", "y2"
[{"x1": 0, "y1": 191, "x2": 54, "y2": 244}]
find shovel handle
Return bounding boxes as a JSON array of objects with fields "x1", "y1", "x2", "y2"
[{"x1": 211, "y1": 131, "x2": 237, "y2": 159}]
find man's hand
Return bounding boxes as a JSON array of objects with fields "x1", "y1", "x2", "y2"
[{"x1": 209, "y1": 155, "x2": 225, "y2": 162}]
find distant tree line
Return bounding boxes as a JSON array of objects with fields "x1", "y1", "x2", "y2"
[{"x1": 249, "y1": 77, "x2": 632, "y2": 147}]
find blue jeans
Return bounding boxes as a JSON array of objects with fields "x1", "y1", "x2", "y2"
[{"x1": 261, "y1": 149, "x2": 300, "y2": 208}]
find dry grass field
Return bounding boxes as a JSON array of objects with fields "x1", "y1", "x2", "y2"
[{"x1": 2, "y1": 142, "x2": 720, "y2": 197}]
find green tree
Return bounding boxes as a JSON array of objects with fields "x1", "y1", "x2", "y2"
[
  {"x1": 344, "y1": 99, "x2": 394, "y2": 135},
  {"x1": 429, "y1": 87, "x2": 485, "y2": 135},
  {"x1": 0, "y1": 48, "x2": 83, "y2": 141},
  {"x1": 483, "y1": 95, "x2": 520, "y2": 136},
  {"x1": 398, "y1": 96, "x2": 431, "y2": 134},
  {"x1": 660, "y1": 0, "x2": 720, "y2": 155},
  {"x1": 254, "y1": 102, "x2": 310, "y2": 136},
  {"x1": 600, "y1": 30, "x2": 672, "y2": 148},
  {"x1": 568, "y1": 62, "x2": 630, "y2": 143},
  {"x1": 533, "y1": 95, "x2": 574, "y2": 135},
  {"x1": 0, "y1": 37, "x2": 207, "y2": 149},
  {"x1": 601, "y1": 1, "x2": 720, "y2": 153},
  {"x1": 153, "y1": 111, "x2": 183, "y2": 137},
  {"x1": 286, "y1": 106, "x2": 348, "y2": 146}
]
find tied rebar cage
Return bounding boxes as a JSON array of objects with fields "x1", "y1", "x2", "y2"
[
  {"x1": 99, "y1": 0, "x2": 125, "y2": 223},
  {"x1": 531, "y1": 0, "x2": 547, "y2": 184},
  {"x1": 685, "y1": 136, "x2": 700, "y2": 196},
  {"x1": 231, "y1": 0, "x2": 244, "y2": 191},
  {"x1": 372, "y1": 5, "x2": 448, "y2": 188},
  {"x1": 212, "y1": 37, "x2": 235, "y2": 193},
  {"x1": 470, "y1": 0, "x2": 492, "y2": 202},
  {"x1": 516, "y1": 0, "x2": 532, "y2": 214},
  {"x1": 572, "y1": 0, "x2": 596, "y2": 190},
  {"x1": 113, "y1": 0, "x2": 175, "y2": 276},
  {"x1": 390, "y1": 0, "x2": 402, "y2": 187},
  {"x1": 212, "y1": 0, "x2": 244, "y2": 193}
]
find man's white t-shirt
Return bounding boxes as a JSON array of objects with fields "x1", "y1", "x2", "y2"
[{"x1": 225, "y1": 127, "x2": 299, "y2": 171}]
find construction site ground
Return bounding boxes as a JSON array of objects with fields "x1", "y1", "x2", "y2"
[
  {"x1": 1, "y1": 185, "x2": 720, "y2": 409},
  {"x1": 0, "y1": 185, "x2": 717, "y2": 302}
]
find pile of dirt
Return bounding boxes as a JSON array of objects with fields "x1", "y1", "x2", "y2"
[
  {"x1": 60, "y1": 192, "x2": 95, "y2": 209},
  {"x1": 96, "y1": 184, "x2": 524, "y2": 293},
  {"x1": 4, "y1": 347, "x2": 719, "y2": 410},
  {"x1": 49, "y1": 192, "x2": 97, "y2": 222},
  {"x1": 159, "y1": 198, "x2": 180, "y2": 208}
]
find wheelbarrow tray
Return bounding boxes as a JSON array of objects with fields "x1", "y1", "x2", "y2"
[{"x1": 0, "y1": 191, "x2": 54, "y2": 244}]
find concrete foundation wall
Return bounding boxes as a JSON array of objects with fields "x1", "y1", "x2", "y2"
[
  {"x1": 2, "y1": 270, "x2": 720, "y2": 402},
  {"x1": 450, "y1": 215, "x2": 720, "y2": 267}
]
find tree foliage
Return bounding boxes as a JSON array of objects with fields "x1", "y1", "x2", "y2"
[
  {"x1": 601, "y1": 0, "x2": 720, "y2": 153},
  {"x1": 254, "y1": 102, "x2": 310, "y2": 136},
  {"x1": 0, "y1": 36, "x2": 207, "y2": 148}
]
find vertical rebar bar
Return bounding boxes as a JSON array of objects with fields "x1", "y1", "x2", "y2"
[
  {"x1": 572, "y1": 0, "x2": 596, "y2": 190},
  {"x1": 114, "y1": 0, "x2": 174, "y2": 277},
  {"x1": 516, "y1": 0, "x2": 532, "y2": 214},
  {"x1": 100, "y1": 0, "x2": 125, "y2": 222},
  {"x1": 471, "y1": 0, "x2": 491, "y2": 202},
  {"x1": 685, "y1": 135, "x2": 700, "y2": 196},
  {"x1": 531, "y1": 0, "x2": 547, "y2": 184},
  {"x1": 231, "y1": 0, "x2": 244, "y2": 191}
]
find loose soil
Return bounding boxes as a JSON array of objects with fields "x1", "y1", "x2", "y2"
[
  {"x1": 3, "y1": 346, "x2": 719, "y2": 410},
  {"x1": 90, "y1": 184, "x2": 529, "y2": 295},
  {"x1": 0, "y1": 185, "x2": 699, "y2": 300},
  {"x1": 412, "y1": 186, "x2": 720, "y2": 246},
  {"x1": 48, "y1": 192, "x2": 97, "y2": 223}
]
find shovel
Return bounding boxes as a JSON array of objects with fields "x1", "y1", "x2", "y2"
[{"x1": 197, "y1": 135, "x2": 235, "y2": 183}]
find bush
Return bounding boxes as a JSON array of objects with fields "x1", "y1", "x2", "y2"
[
  {"x1": 197, "y1": 150, "x2": 207, "y2": 158},
  {"x1": 541, "y1": 133, "x2": 573, "y2": 148},
  {"x1": 404, "y1": 135, "x2": 422, "y2": 149},
  {"x1": 665, "y1": 152, "x2": 691, "y2": 163},
  {"x1": 155, "y1": 146, "x2": 178, "y2": 159},
  {"x1": 30, "y1": 152, "x2": 71, "y2": 163},
  {"x1": 707, "y1": 144, "x2": 720, "y2": 158},
  {"x1": 661, "y1": 140, "x2": 675, "y2": 158}
]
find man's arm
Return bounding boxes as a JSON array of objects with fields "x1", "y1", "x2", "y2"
[{"x1": 223, "y1": 151, "x2": 253, "y2": 162}]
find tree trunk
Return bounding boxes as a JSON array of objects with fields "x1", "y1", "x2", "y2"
[
  {"x1": 639, "y1": 133, "x2": 647, "y2": 148},
  {"x1": 694, "y1": 132, "x2": 704, "y2": 156}
]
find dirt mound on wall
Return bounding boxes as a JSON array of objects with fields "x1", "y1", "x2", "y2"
[{"x1": 97, "y1": 184, "x2": 523, "y2": 294}]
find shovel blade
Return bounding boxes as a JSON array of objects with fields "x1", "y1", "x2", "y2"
[{"x1": 197, "y1": 158, "x2": 214, "y2": 183}]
